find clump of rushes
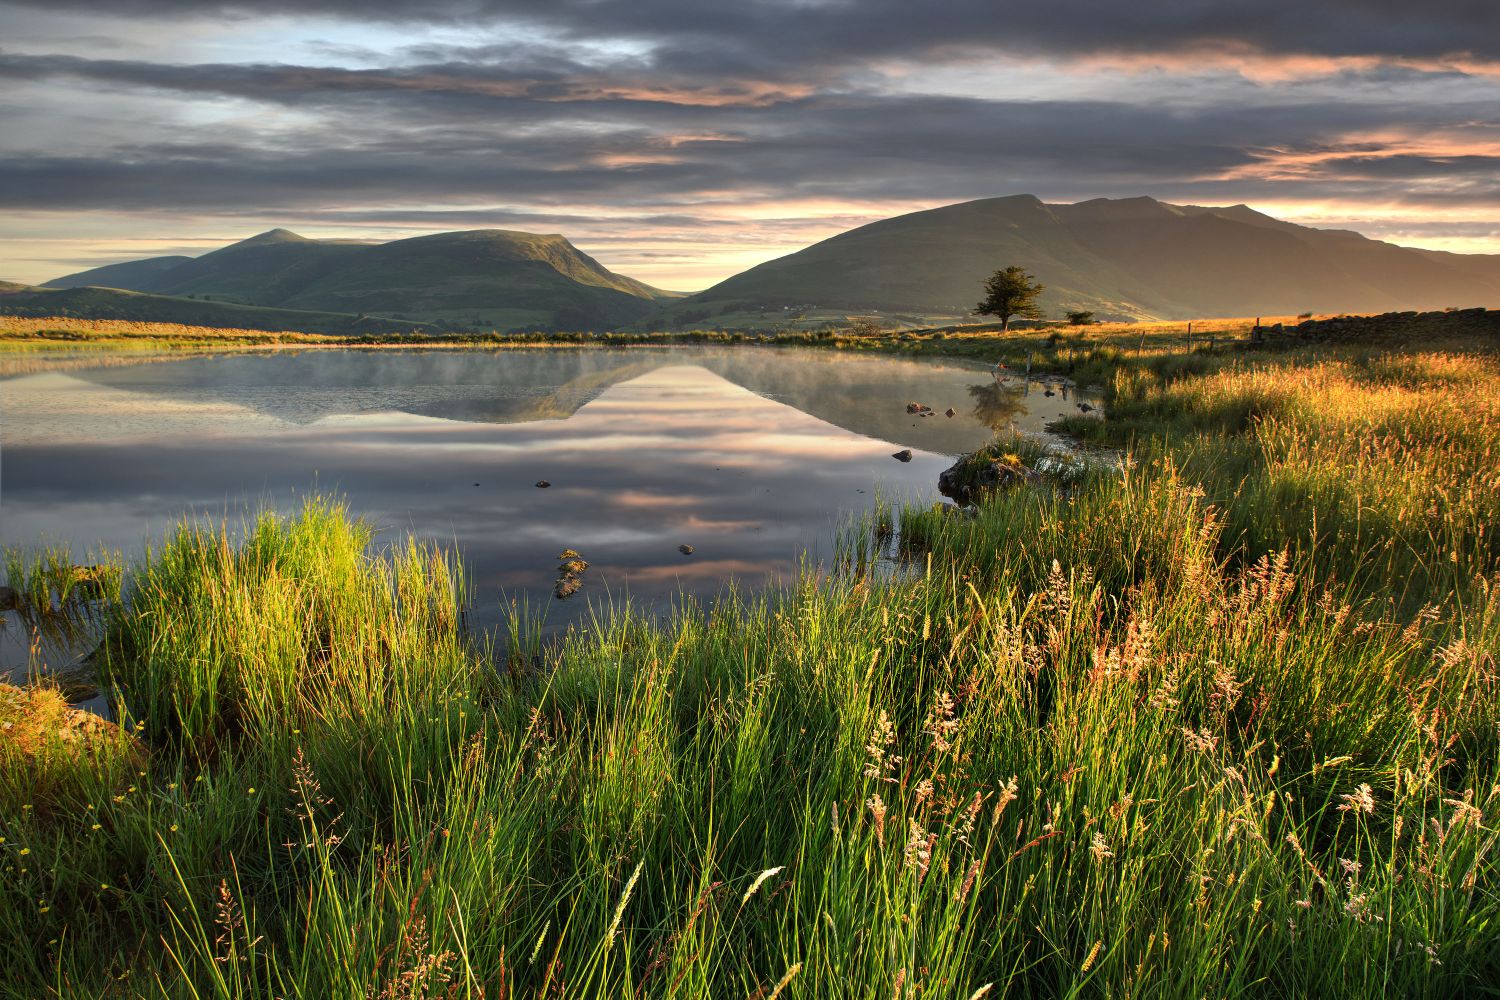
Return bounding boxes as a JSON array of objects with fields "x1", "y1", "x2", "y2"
[
  {"x1": 1, "y1": 329, "x2": 1498, "y2": 996},
  {"x1": 97, "y1": 497, "x2": 475, "y2": 753},
  {"x1": 2, "y1": 543, "x2": 123, "y2": 618}
]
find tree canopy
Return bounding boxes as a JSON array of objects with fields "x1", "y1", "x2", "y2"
[{"x1": 975, "y1": 266, "x2": 1045, "y2": 330}]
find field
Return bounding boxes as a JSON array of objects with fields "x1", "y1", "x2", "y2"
[{"x1": 2, "y1": 312, "x2": 1498, "y2": 996}]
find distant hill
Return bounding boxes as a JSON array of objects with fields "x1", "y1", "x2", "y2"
[
  {"x1": 47, "y1": 229, "x2": 678, "y2": 331},
  {"x1": 656, "y1": 195, "x2": 1500, "y2": 325},
  {"x1": 0, "y1": 283, "x2": 438, "y2": 336}
]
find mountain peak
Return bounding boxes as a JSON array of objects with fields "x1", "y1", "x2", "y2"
[{"x1": 228, "y1": 228, "x2": 309, "y2": 249}]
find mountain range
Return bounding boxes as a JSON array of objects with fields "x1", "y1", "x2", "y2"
[
  {"x1": 40, "y1": 228, "x2": 678, "y2": 331},
  {"x1": 15, "y1": 196, "x2": 1500, "y2": 332}
]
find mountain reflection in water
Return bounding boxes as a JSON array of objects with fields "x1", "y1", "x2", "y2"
[{"x1": 0, "y1": 347, "x2": 1100, "y2": 677}]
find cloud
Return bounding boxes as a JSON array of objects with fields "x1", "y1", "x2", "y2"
[
  {"x1": 5, "y1": 1, "x2": 1500, "y2": 70},
  {"x1": 2, "y1": 0, "x2": 1499, "y2": 285}
]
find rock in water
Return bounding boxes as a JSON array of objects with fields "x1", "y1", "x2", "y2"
[
  {"x1": 892, "y1": 449, "x2": 914, "y2": 463},
  {"x1": 0, "y1": 585, "x2": 17, "y2": 611},
  {"x1": 678, "y1": 544, "x2": 695, "y2": 556},
  {"x1": 553, "y1": 548, "x2": 588, "y2": 599},
  {"x1": 938, "y1": 452, "x2": 1040, "y2": 506},
  {"x1": 535, "y1": 480, "x2": 551, "y2": 488},
  {"x1": 905, "y1": 402, "x2": 933, "y2": 414},
  {"x1": 945, "y1": 407, "x2": 957, "y2": 417}
]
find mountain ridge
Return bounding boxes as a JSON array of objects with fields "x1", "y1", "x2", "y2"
[
  {"x1": 48, "y1": 229, "x2": 678, "y2": 331},
  {"x1": 657, "y1": 195, "x2": 1500, "y2": 326},
  {"x1": 34, "y1": 198, "x2": 1500, "y2": 331}
]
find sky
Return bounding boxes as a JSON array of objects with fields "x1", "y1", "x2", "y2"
[{"x1": 2, "y1": 0, "x2": 1498, "y2": 291}]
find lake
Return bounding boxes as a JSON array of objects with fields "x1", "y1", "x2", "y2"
[{"x1": 0, "y1": 346, "x2": 1100, "y2": 682}]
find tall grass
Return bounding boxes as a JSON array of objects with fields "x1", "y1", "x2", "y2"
[{"x1": 2, "y1": 334, "x2": 1497, "y2": 996}]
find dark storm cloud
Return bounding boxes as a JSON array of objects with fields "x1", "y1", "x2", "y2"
[
  {"x1": 6, "y1": 73, "x2": 1492, "y2": 214},
  {"x1": 3, "y1": 0, "x2": 1499, "y2": 68}
]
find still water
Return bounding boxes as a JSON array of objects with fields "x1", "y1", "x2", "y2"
[{"x1": 0, "y1": 346, "x2": 1100, "y2": 680}]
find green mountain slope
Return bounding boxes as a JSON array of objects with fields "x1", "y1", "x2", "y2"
[
  {"x1": 46, "y1": 229, "x2": 674, "y2": 331},
  {"x1": 48, "y1": 254, "x2": 196, "y2": 293},
  {"x1": 0, "y1": 283, "x2": 436, "y2": 335},
  {"x1": 660, "y1": 195, "x2": 1500, "y2": 325}
]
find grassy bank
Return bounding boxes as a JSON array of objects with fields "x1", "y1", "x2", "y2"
[{"x1": 2, "y1": 322, "x2": 1498, "y2": 997}]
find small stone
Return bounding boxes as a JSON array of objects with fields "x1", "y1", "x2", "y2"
[
  {"x1": 535, "y1": 480, "x2": 551, "y2": 488},
  {"x1": 905, "y1": 401, "x2": 933, "y2": 414},
  {"x1": 892, "y1": 449, "x2": 914, "y2": 462},
  {"x1": 678, "y1": 544, "x2": 695, "y2": 556},
  {"x1": 945, "y1": 407, "x2": 957, "y2": 417}
]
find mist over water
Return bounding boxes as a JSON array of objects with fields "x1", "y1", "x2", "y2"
[{"x1": 0, "y1": 346, "x2": 1099, "y2": 679}]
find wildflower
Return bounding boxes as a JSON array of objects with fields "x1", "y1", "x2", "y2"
[
  {"x1": 1338, "y1": 783, "x2": 1376, "y2": 815},
  {"x1": 955, "y1": 859, "x2": 981, "y2": 905},
  {"x1": 18, "y1": 848, "x2": 29, "y2": 856},
  {"x1": 903, "y1": 819, "x2": 933, "y2": 878},
  {"x1": 1443, "y1": 792, "x2": 1483, "y2": 831},
  {"x1": 1089, "y1": 832, "x2": 1115, "y2": 863},
  {"x1": 924, "y1": 691, "x2": 959, "y2": 752},
  {"x1": 1344, "y1": 892, "x2": 1382, "y2": 923},
  {"x1": 992, "y1": 776, "x2": 1020, "y2": 823},
  {"x1": 741, "y1": 866, "x2": 784, "y2": 906},
  {"x1": 1182, "y1": 728, "x2": 1219, "y2": 754},
  {"x1": 247, "y1": 787, "x2": 256, "y2": 795},
  {"x1": 605, "y1": 860, "x2": 644, "y2": 947},
  {"x1": 867, "y1": 795, "x2": 888, "y2": 845},
  {"x1": 767, "y1": 962, "x2": 802, "y2": 1000},
  {"x1": 864, "y1": 711, "x2": 901, "y2": 781}
]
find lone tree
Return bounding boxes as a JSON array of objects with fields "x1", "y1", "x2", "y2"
[{"x1": 975, "y1": 266, "x2": 1045, "y2": 331}]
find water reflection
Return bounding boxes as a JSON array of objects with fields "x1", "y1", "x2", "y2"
[{"x1": 0, "y1": 347, "x2": 1100, "y2": 681}]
